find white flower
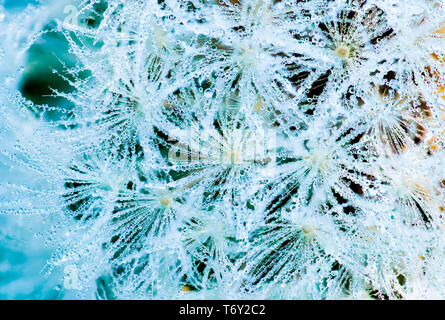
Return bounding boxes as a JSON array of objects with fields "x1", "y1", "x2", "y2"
[{"x1": 2, "y1": 0, "x2": 445, "y2": 299}]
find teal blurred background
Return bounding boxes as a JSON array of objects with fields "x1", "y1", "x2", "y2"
[{"x1": 0, "y1": 0, "x2": 78, "y2": 299}]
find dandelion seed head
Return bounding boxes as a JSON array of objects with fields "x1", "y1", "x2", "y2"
[{"x1": 2, "y1": 0, "x2": 445, "y2": 300}]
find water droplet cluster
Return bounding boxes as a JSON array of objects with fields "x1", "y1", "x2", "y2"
[{"x1": 1, "y1": 0, "x2": 445, "y2": 299}]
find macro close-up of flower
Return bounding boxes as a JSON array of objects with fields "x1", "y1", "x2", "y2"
[{"x1": 1, "y1": 0, "x2": 445, "y2": 300}]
